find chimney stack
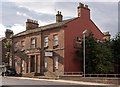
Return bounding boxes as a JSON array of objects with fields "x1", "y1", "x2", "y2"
[
  {"x1": 56, "y1": 11, "x2": 63, "y2": 23},
  {"x1": 103, "y1": 32, "x2": 111, "y2": 41},
  {"x1": 77, "y1": 3, "x2": 90, "y2": 19},
  {"x1": 26, "y1": 19, "x2": 39, "y2": 31},
  {"x1": 5, "y1": 29, "x2": 13, "y2": 38}
]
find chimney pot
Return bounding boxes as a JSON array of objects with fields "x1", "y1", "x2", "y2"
[
  {"x1": 57, "y1": 11, "x2": 59, "y2": 14},
  {"x1": 56, "y1": 11, "x2": 63, "y2": 22},
  {"x1": 79, "y1": 3, "x2": 84, "y2": 7},
  {"x1": 85, "y1": 5, "x2": 88, "y2": 8},
  {"x1": 60, "y1": 11, "x2": 61, "y2": 14}
]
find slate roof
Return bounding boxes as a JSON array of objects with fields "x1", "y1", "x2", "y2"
[{"x1": 14, "y1": 17, "x2": 78, "y2": 37}]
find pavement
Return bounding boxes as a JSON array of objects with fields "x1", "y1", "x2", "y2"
[{"x1": 1, "y1": 76, "x2": 119, "y2": 87}]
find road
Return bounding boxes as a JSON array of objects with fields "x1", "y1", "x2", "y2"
[{"x1": 1, "y1": 77, "x2": 116, "y2": 87}]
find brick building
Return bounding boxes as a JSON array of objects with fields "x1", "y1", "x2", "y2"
[
  {"x1": 0, "y1": 29, "x2": 13, "y2": 65},
  {"x1": 9, "y1": 3, "x2": 110, "y2": 77}
]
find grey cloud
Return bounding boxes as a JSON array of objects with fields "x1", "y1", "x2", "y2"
[
  {"x1": 87, "y1": 2, "x2": 118, "y2": 38},
  {"x1": 1, "y1": 2, "x2": 118, "y2": 38},
  {"x1": 2, "y1": 2, "x2": 55, "y2": 26}
]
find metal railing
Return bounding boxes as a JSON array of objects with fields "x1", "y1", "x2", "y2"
[
  {"x1": 85, "y1": 74, "x2": 120, "y2": 77},
  {"x1": 60, "y1": 72, "x2": 120, "y2": 77},
  {"x1": 61, "y1": 72, "x2": 83, "y2": 75}
]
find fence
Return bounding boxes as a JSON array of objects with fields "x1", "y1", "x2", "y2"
[
  {"x1": 61, "y1": 72, "x2": 120, "y2": 77},
  {"x1": 61, "y1": 72, "x2": 83, "y2": 75}
]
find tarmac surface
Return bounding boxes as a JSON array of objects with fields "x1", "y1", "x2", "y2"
[{"x1": 1, "y1": 76, "x2": 119, "y2": 87}]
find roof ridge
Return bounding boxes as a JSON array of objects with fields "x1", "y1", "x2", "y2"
[{"x1": 14, "y1": 17, "x2": 78, "y2": 37}]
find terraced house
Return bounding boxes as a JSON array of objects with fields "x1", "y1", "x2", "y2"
[{"x1": 9, "y1": 3, "x2": 110, "y2": 77}]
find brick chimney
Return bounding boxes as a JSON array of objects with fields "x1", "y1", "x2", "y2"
[
  {"x1": 103, "y1": 32, "x2": 111, "y2": 41},
  {"x1": 26, "y1": 19, "x2": 39, "y2": 31},
  {"x1": 77, "y1": 3, "x2": 90, "y2": 19},
  {"x1": 5, "y1": 29, "x2": 13, "y2": 38},
  {"x1": 56, "y1": 11, "x2": 63, "y2": 22}
]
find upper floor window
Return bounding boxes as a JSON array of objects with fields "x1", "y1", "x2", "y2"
[
  {"x1": 53, "y1": 34, "x2": 58, "y2": 46},
  {"x1": 14, "y1": 42, "x2": 18, "y2": 51},
  {"x1": 21, "y1": 41, "x2": 24, "y2": 51},
  {"x1": 44, "y1": 36, "x2": 48, "y2": 47},
  {"x1": 31, "y1": 38, "x2": 35, "y2": 48}
]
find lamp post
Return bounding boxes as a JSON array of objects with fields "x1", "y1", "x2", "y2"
[{"x1": 83, "y1": 30, "x2": 87, "y2": 77}]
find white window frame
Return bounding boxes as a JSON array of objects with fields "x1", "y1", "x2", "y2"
[
  {"x1": 21, "y1": 41, "x2": 24, "y2": 50},
  {"x1": 15, "y1": 60, "x2": 17, "y2": 70},
  {"x1": 44, "y1": 36, "x2": 48, "y2": 47},
  {"x1": 53, "y1": 34, "x2": 58, "y2": 46},
  {"x1": 53, "y1": 55, "x2": 58, "y2": 70},
  {"x1": 14, "y1": 42, "x2": 18, "y2": 51},
  {"x1": 31, "y1": 38, "x2": 35, "y2": 48}
]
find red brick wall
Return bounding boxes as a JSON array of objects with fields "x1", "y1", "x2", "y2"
[
  {"x1": 64, "y1": 16, "x2": 103, "y2": 72},
  {"x1": 12, "y1": 27, "x2": 64, "y2": 76}
]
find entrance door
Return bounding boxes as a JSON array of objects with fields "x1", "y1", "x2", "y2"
[{"x1": 31, "y1": 55, "x2": 35, "y2": 72}]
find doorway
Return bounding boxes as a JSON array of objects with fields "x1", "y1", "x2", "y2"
[{"x1": 31, "y1": 55, "x2": 35, "y2": 72}]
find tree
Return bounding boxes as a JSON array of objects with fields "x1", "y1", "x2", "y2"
[
  {"x1": 75, "y1": 32, "x2": 114, "y2": 74},
  {"x1": 111, "y1": 32, "x2": 120, "y2": 64},
  {"x1": 111, "y1": 32, "x2": 120, "y2": 73},
  {"x1": 3, "y1": 39, "x2": 11, "y2": 65}
]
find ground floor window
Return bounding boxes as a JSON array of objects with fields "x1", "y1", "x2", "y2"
[
  {"x1": 53, "y1": 55, "x2": 58, "y2": 72},
  {"x1": 21, "y1": 59, "x2": 24, "y2": 71},
  {"x1": 44, "y1": 57, "x2": 48, "y2": 72},
  {"x1": 14, "y1": 60, "x2": 17, "y2": 70}
]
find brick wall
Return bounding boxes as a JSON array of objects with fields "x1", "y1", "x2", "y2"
[{"x1": 12, "y1": 27, "x2": 64, "y2": 76}]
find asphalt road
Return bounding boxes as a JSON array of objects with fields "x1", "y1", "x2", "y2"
[{"x1": 1, "y1": 77, "x2": 116, "y2": 87}]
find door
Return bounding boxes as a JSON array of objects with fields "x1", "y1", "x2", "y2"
[{"x1": 31, "y1": 55, "x2": 35, "y2": 72}]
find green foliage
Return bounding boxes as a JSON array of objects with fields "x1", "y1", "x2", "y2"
[
  {"x1": 4, "y1": 39, "x2": 11, "y2": 59},
  {"x1": 111, "y1": 32, "x2": 120, "y2": 64},
  {"x1": 4, "y1": 39, "x2": 11, "y2": 49},
  {"x1": 5, "y1": 52, "x2": 10, "y2": 59},
  {"x1": 75, "y1": 32, "x2": 114, "y2": 74},
  {"x1": 2, "y1": 62, "x2": 8, "y2": 66}
]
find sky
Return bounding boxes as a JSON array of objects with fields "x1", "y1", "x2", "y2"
[{"x1": 0, "y1": 0, "x2": 119, "y2": 38}]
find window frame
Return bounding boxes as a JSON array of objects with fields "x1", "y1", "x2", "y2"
[
  {"x1": 14, "y1": 42, "x2": 18, "y2": 51},
  {"x1": 53, "y1": 34, "x2": 58, "y2": 47},
  {"x1": 21, "y1": 41, "x2": 25, "y2": 51},
  {"x1": 53, "y1": 55, "x2": 58, "y2": 72},
  {"x1": 31, "y1": 38, "x2": 36, "y2": 48},
  {"x1": 44, "y1": 36, "x2": 48, "y2": 47}
]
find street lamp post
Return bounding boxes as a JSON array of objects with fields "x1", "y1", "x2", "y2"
[{"x1": 83, "y1": 30, "x2": 87, "y2": 77}]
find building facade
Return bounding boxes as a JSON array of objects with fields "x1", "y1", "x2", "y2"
[{"x1": 9, "y1": 3, "x2": 110, "y2": 77}]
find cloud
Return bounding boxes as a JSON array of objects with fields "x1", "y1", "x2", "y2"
[
  {"x1": 3, "y1": 0, "x2": 120, "y2": 2},
  {"x1": 16, "y1": 11, "x2": 30, "y2": 18},
  {"x1": 10, "y1": 24, "x2": 26, "y2": 35},
  {"x1": 0, "y1": 24, "x2": 6, "y2": 37},
  {"x1": 0, "y1": 1, "x2": 118, "y2": 39}
]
